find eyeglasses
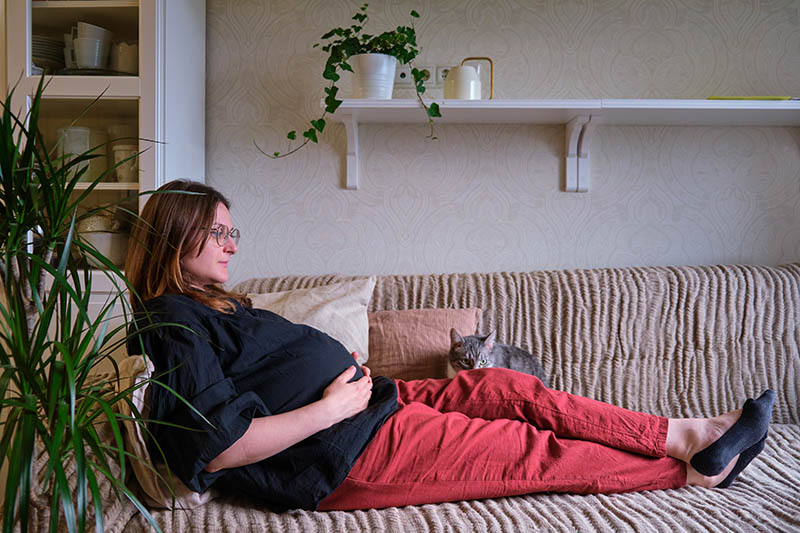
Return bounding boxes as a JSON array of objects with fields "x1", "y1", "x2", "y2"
[{"x1": 208, "y1": 224, "x2": 240, "y2": 247}]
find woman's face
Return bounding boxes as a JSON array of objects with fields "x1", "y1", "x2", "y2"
[{"x1": 181, "y1": 202, "x2": 238, "y2": 287}]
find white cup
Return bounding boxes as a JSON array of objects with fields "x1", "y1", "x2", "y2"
[
  {"x1": 63, "y1": 48, "x2": 75, "y2": 69},
  {"x1": 62, "y1": 33, "x2": 76, "y2": 68},
  {"x1": 444, "y1": 66, "x2": 482, "y2": 99},
  {"x1": 57, "y1": 126, "x2": 109, "y2": 181},
  {"x1": 75, "y1": 21, "x2": 113, "y2": 42},
  {"x1": 110, "y1": 42, "x2": 138, "y2": 74},
  {"x1": 74, "y1": 37, "x2": 111, "y2": 69},
  {"x1": 112, "y1": 144, "x2": 139, "y2": 182}
]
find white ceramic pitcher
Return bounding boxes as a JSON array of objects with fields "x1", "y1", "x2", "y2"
[{"x1": 444, "y1": 66, "x2": 481, "y2": 99}]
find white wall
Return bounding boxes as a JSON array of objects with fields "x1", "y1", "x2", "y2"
[
  {"x1": 205, "y1": 0, "x2": 800, "y2": 284},
  {"x1": 1, "y1": 0, "x2": 6, "y2": 94}
]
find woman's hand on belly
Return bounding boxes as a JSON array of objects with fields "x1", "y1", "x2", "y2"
[
  {"x1": 321, "y1": 365, "x2": 373, "y2": 423},
  {"x1": 205, "y1": 366, "x2": 373, "y2": 473}
]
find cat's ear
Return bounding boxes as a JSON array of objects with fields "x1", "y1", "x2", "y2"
[
  {"x1": 484, "y1": 330, "x2": 496, "y2": 349},
  {"x1": 450, "y1": 328, "x2": 463, "y2": 345}
]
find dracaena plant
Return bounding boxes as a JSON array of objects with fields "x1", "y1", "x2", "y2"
[
  {"x1": 260, "y1": 3, "x2": 441, "y2": 158},
  {"x1": 0, "y1": 76, "x2": 183, "y2": 532}
]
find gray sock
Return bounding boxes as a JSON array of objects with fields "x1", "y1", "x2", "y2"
[{"x1": 690, "y1": 389, "x2": 775, "y2": 477}]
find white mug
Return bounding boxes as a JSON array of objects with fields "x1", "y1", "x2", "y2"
[
  {"x1": 444, "y1": 66, "x2": 482, "y2": 99},
  {"x1": 74, "y1": 37, "x2": 111, "y2": 69},
  {"x1": 112, "y1": 144, "x2": 139, "y2": 182},
  {"x1": 63, "y1": 33, "x2": 76, "y2": 69}
]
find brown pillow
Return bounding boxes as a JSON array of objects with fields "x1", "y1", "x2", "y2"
[{"x1": 368, "y1": 308, "x2": 482, "y2": 381}]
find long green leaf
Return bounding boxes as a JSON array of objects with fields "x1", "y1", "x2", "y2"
[
  {"x1": 73, "y1": 427, "x2": 87, "y2": 533},
  {"x1": 1, "y1": 408, "x2": 22, "y2": 533},
  {"x1": 85, "y1": 466, "x2": 105, "y2": 533}
]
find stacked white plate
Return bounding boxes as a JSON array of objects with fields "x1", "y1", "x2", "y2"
[{"x1": 32, "y1": 35, "x2": 65, "y2": 71}]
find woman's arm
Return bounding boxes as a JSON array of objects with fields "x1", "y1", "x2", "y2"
[{"x1": 205, "y1": 366, "x2": 372, "y2": 472}]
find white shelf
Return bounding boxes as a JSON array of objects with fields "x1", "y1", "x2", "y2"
[
  {"x1": 335, "y1": 99, "x2": 602, "y2": 124},
  {"x1": 73, "y1": 182, "x2": 139, "y2": 191},
  {"x1": 328, "y1": 98, "x2": 800, "y2": 191},
  {"x1": 20, "y1": 76, "x2": 141, "y2": 98},
  {"x1": 601, "y1": 99, "x2": 800, "y2": 126}
]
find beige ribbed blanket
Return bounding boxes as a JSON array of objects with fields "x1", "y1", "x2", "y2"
[{"x1": 53, "y1": 264, "x2": 800, "y2": 531}]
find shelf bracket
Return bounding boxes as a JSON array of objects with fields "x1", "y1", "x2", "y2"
[
  {"x1": 564, "y1": 115, "x2": 598, "y2": 192},
  {"x1": 564, "y1": 116, "x2": 589, "y2": 192},
  {"x1": 576, "y1": 115, "x2": 597, "y2": 192},
  {"x1": 341, "y1": 115, "x2": 359, "y2": 190}
]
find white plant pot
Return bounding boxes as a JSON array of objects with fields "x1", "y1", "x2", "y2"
[{"x1": 350, "y1": 53, "x2": 397, "y2": 99}]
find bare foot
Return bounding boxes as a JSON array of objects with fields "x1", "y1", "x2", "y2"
[{"x1": 666, "y1": 409, "x2": 742, "y2": 463}]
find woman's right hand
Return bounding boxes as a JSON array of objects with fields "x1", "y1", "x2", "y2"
[{"x1": 321, "y1": 366, "x2": 372, "y2": 425}]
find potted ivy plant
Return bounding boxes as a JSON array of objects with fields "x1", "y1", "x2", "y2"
[
  {"x1": 0, "y1": 77, "x2": 167, "y2": 532},
  {"x1": 263, "y1": 3, "x2": 441, "y2": 158}
]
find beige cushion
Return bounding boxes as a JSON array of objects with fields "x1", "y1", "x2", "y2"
[
  {"x1": 367, "y1": 308, "x2": 482, "y2": 380},
  {"x1": 117, "y1": 356, "x2": 217, "y2": 509},
  {"x1": 248, "y1": 277, "x2": 376, "y2": 364}
]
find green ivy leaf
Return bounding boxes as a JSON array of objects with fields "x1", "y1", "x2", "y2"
[
  {"x1": 324, "y1": 96, "x2": 343, "y2": 114},
  {"x1": 264, "y1": 2, "x2": 439, "y2": 159},
  {"x1": 311, "y1": 119, "x2": 326, "y2": 132},
  {"x1": 273, "y1": 151, "x2": 280, "y2": 157},
  {"x1": 322, "y1": 65, "x2": 340, "y2": 82}
]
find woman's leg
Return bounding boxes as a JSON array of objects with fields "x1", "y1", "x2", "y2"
[
  {"x1": 393, "y1": 368, "x2": 772, "y2": 476},
  {"x1": 318, "y1": 399, "x2": 686, "y2": 510},
  {"x1": 395, "y1": 368, "x2": 668, "y2": 457}
]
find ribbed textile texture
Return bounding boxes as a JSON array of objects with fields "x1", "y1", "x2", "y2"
[
  {"x1": 28, "y1": 263, "x2": 799, "y2": 532},
  {"x1": 235, "y1": 263, "x2": 800, "y2": 424}
]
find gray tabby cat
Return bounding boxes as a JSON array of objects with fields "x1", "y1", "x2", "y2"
[{"x1": 448, "y1": 328, "x2": 550, "y2": 387}]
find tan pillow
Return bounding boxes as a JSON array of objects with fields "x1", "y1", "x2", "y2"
[
  {"x1": 367, "y1": 308, "x2": 482, "y2": 380},
  {"x1": 248, "y1": 277, "x2": 376, "y2": 364},
  {"x1": 116, "y1": 356, "x2": 218, "y2": 509}
]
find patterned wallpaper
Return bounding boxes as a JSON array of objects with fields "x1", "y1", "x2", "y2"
[{"x1": 205, "y1": 0, "x2": 800, "y2": 284}]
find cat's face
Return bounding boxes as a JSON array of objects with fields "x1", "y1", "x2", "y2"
[{"x1": 448, "y1": 330, "x2": 496, "y2": 372}]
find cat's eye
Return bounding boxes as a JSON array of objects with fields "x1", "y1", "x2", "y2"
[{"x1": 479, "y1": 359, "x2": 487, "y2": 366}]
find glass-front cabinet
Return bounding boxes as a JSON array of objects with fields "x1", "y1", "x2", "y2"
[{"x1": 5, "y1": 0, "x2": 206, "y2": 273}]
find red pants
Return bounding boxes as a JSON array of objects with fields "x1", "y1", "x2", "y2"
[{"x1": 318, "y1": 368, "x2": 686, "y2": 510}]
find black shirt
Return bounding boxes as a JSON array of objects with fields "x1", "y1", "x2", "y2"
[{"x1": 127, "y1": 294, "x2": 398, "y2": 511}]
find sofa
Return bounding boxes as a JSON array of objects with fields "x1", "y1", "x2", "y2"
[{"x1": 32, "y1": 262, "x2": 800, "y2": 531}]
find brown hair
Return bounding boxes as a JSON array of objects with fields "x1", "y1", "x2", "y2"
[{"x1": 125, "y1": 180, "x2": 248, "y2": 312}]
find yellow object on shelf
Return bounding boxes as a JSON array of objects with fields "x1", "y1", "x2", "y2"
[{"x1": 708, "y1": 96, "x2": 793, "y2": 100}]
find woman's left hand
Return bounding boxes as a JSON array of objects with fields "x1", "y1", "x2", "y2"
[{"x1": 352, "y1": 351, "x2": 371, "y2": 378}]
